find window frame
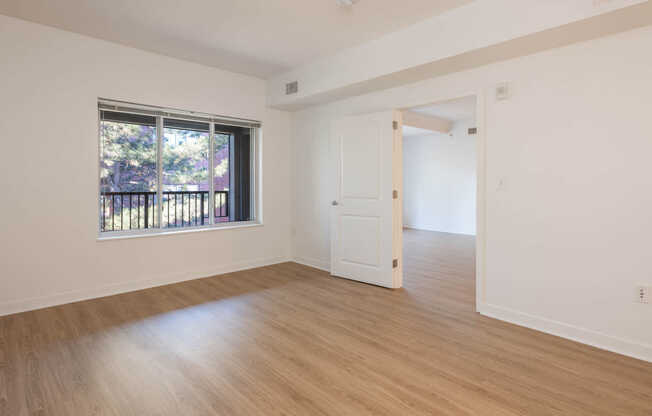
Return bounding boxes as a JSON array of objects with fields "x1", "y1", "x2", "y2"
[{"x1": 97, "y1": 98, "x2": 262, "y2": 240}]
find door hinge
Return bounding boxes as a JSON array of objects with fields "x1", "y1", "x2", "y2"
[
  {"x1": 392, "y1": 189, "x2": 398, "y2": 199},
  {"x1": 392, "y1": 120, "x2": 398, "y2": 130},
  {"x1": 392, "y1": 259, "x2": 398, "y2": 268}
]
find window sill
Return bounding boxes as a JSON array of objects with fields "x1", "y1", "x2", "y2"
[{"x1": 97, "y1": 221, "x2": 263, "y2": 242}]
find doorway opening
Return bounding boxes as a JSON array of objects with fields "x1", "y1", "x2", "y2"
[{"x1": 401, "y1": 96, "x2": 478, "y2": 305}]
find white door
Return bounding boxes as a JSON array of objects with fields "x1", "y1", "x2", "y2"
[{"x1": 330, "y1": 110, "x2": 403, "y2": 288}]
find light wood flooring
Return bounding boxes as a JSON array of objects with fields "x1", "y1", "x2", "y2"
[{"x1": 1, "y1": 229, "x2": 651, "y2": 415}]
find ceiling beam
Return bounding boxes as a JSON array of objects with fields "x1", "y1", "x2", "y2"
[
  {"x1": 402, "y1": 111, "x2": 452, "y2": 134},
  {"x1": 269, "y1": 1, "x2": 652, "y2": 110}
]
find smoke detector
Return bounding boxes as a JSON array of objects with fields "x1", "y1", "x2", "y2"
[{"x1": 337, "y1": 0, "x2": 359, "y2": 6}]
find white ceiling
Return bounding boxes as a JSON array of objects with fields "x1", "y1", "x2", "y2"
[
  {"x1": 411, "y1": 95, "x2": 476, "y2": 122},
  {"x1": 0, "y1": 0, "x2": 472, "y2": 78}
]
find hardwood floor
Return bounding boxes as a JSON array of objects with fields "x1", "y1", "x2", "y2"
[{"x1": 2, "y1": 229, "x2": 651, "y2": 415}]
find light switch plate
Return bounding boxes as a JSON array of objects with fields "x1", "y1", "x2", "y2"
[
  {"x1": 496, "y1": 82, "x2": 510, "y2": 100},
  {"x1": 636, "y1": 286, "x2": 650, "y2": 304}
]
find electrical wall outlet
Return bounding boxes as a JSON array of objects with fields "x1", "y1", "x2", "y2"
[{"x1": 636, "y1": 286, "x2": 650, "y2": 304}]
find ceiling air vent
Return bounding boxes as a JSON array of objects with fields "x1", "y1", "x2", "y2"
[
  {"x1": 468, "y1": 127, "x2": 478, "y2": 135},
  {"x1": 285, "y1": 81, "x2": 298, "y2": 95}
]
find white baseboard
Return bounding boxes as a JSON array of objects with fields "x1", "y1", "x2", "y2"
[
  {"x1": 293, "y1": 256, "x2": 330, "y2": 273},
  {"x1": 8, "y1": 258, "x2": 649, "y2": 363},
  {"x1": 478, "y1": 302, "x2": 652, "y2": 363},
  {"x1": 0, "y1": 256, "x2": 290, "y2": 317}
]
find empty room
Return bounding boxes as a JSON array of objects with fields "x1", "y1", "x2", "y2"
[{"x1": 1, "y1": 1, "x2": 652, "y2": 415}]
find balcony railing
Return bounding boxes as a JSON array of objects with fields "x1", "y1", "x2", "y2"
[{"x1": 100, "y1": 191, "x2": 228, "y2": 232}]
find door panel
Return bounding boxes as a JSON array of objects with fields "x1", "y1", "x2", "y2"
[
  {"x1": 340, "y1": 215, "x2": 380, "y2": 267},
  {"x1": 341, "y1": 124, "x2": 380, "y2": 199},
  {"x1": 330, "y1": 110, "x2": 402, "y2": 288}
]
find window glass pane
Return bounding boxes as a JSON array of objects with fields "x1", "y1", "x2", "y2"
[
  {"x1": 162, "y1": 119, "x2": 210, "y2": 228},
  {"x1": 100, "y1": 116, "x2": 158, "y2": 232}
]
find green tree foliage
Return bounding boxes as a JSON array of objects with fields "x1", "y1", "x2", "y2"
[
  {"x1": 100, "y1": 122, "x2": 231, "y2": 193},
  {"x1": 100, "y1": 121, "x2": 157, "y2": 192}
]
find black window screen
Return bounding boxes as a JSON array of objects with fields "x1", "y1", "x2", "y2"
[{"x1": 215, "y1": 123, "x2": 252, "y2": 222}]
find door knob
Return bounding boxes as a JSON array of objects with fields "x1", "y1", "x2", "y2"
[{"x1": 332, "y1": 200, "x2": 339, "y2": 206}]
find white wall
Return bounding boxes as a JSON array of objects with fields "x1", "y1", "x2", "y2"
[
  {"x1": 0, "y1": 15, "x2": 292, "y2": 315},
  {"x1": 403, "y1": 120, "x2": 476, "y2": 235},
  {"x1": 291, "y1": 26, "x2": 652, "y2": 361}
]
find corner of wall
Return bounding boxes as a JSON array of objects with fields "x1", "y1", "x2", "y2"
[{"x1": 292, "y1": 256, "x2": 330, "y2": 273}]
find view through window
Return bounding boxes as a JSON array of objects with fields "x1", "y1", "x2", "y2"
[{"x1": 99, "y1": 101, "x2": 257, "y2": 235}]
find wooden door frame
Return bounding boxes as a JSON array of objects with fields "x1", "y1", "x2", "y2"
[{"x1": 398, "y1": 90, "x2": 486, "y2": 311}]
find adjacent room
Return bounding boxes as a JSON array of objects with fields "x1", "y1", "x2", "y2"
[
  {"x1": 1, "y1": 1, "x2": 652, "y2": 415},
  {"x1": 402, "y1": 96, "x2": 477, "y2": 237},
  {"x1": 401, "y1": 96, "x2": 477, "y2": 296}
]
